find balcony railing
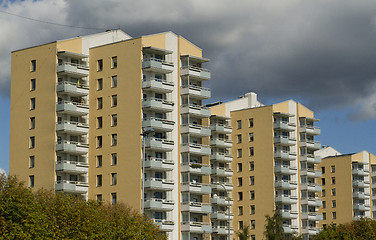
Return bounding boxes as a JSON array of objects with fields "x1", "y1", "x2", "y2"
[
  {"x1": 142, "y1": 117, "x2": 175, "y2": 132},
  {"x1": 56, "y1": 160, "x2": 88, "y2": 174},
  {"x1": 56, "y1": 140, "x2": 89, "y2": 154},
  {"x1": 55, "y1": 180, "x2": 88, "y2": 193},
  {"x1": 181, "y1": 221, "x2": 212, "y2": 233},
  {"x1": 181, "y1": 85, "x2": 211, "y2": 99},
  {"x1": 274, "y1": 136, "x2": 296, "y2": 146},
  {"x1": 144, "y1": 178, "x2": 174, "y2": 191},
  {"x1": 300, "y1": 140, "x2": 321, "y2": 150},
  {"x1": 211, "y1": 196, "x2": 233, "y2": 206},
  {"x1": 274, "y1": 150, "x2": 296, "y2": 160},
  {"x1": 181, "y1": 123, "x2": 211, "y2": 136},
  {"x1": 211, "y1": 166, "x2": 233, "y2": 177},
  {"x1": 56, "y1": 120, "x2": 89, "y2": 135},
  {"x1": 181, "y1": 182, "x2": 212, "y2": 195},
  {"x1": 210, "y1": 123, "x2": 232, "y2": 134},
  {"x1": 273, "y1": 121, "x2": 296, "y2": 131},
  {"x1": 300, "y1": 125, "x2": 321, "y2": 135},
  {"x1": 180, "y1": 65, "x2": 211, "y2": 80},
  {"x1": 56, "y1": 100, "x2": 89, "y2": 116},
  {"x1": 57, "y1": 62, "x2": 89, "y2": 77},
  {"x1": 144, "y1": 157, "x2": 174, "y2": 171},
  {"x1": 144, "y1": 137, "x2": 174, "y2": 152},
  {"x1": 180, "y1": 104, "x2": 210, "y2": 118},
  {"x1": 181, "y1": 201, "x2": 211, "y2": 214},
  {"x1": 144, "y1": 198, "x2": 174, "y2": 211},
  {"x1": 57, "y1": 81, "x2": 89, "y2": 96},
  {"x1": 181, "y1": 162, "x2": 211, "y2": 175},
  {"x1": 142, "y1": 98, "x2": 174, "y2": 112},
  {"x1": 153, "y1": 219, "x2": 174, "y2": 232},
  {"x1": 142, "y1": 78, "x2": 174, "y2": 93},
  {"x1": 181, "y1": 143, "x2": 211, "y2": 156},
  {"x1": 142, "y1": 58, "x2": 174, "y2": 73}
]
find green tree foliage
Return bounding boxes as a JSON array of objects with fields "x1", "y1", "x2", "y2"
[
  {"x1": 264, "y1": 210, "x2": 302, "y2": 240},
  {"x1": 236, "y1": 225, "x2": 251, "y2": 240},
  {"x1": 314, "y1": 218, "x2": 376, "y2": 240},
  {"x1": 0, "y1": 175, "x2": 166, "y2": 240}
]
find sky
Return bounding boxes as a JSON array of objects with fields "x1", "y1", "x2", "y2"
[{"x1": 0, "y1": 0, "x2": 376, "y2": 172}]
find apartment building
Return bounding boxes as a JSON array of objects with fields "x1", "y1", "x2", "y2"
[
  {"x1": 210, "y1": 94, "x2": 323, "y2": 240},
  {"x1": 317, "y1": 149, "x2": 376, "y2": 227},
  {"x1": 9, "y1": 30, "x2": 233, "y2": 240}
]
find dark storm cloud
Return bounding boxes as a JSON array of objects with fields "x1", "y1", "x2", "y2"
[{"x1": 1, "y1": 0, "x2": 376, "y2": 120}]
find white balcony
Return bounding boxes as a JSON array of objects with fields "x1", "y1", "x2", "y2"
[
  {"x1": 144, "y1": 158, "x2": 174, "y2": 171},
  {"x1": 211, "y1": 152, "x2": 233, "y2": 163},
  {"x1": 211, "y1": 197, "x2": 233, "y2": 206},
  {"x1": 144, "y1": 138, "x2": 174, "y2": 152},
  {"x1": 181, "y1": 163, "x2": 211, "y2": 175},
  {"x1": 181, "y1": 85, "x2": 211, "y2": 99},
  {"x1": 181, "y1": 202, "x2": 211, "y2": 214},
  {"x1": 55, "y1": 180, "x2": 88, "y2": 194},
  {"x1": 55, "y1": 160, "x2": 88, "y2": 174},
  {"x1": 352, "y1": 169, "x2": 369, "y2": 176},
  {"x1": 144, "y1": 178, "x2": 174, "y2": 191},
  {"x1": 180, "y1": 65, "x2": 211, "y2": 81},
  {"x1": 353, "y1": 180, "x2": 369, "y2": 188},
  {"x1": 181, "y1": 104, "x2": 210, "y2": 118},
  {"x1": 210, "y1": 124, "x2": 232, "y2": 134},
  {"x1": 142, "y1": 117, "x2": 175, "y2": 132},
  {"x1": 274, "y1": 165, "x2": 297, "y2": 175},
  {"x1": 275, "y1": 195, "x2": 298, "y2": 204},
  {"x1": 274, "y1": 150, "x2": 296, "y2": 161},
  {"x1": 301, "y1": 227, "x2": 318, "y2": 235},
  {"x1": 181, "y1": 124, "x2": 211, "y2": 137},
  {"x1": 275, "y1": 180, "x2": 298, "y2": 190},
  {"x1": 142, "y1": 58, "x2": 174, "y2": 74},
  {"x1": 274, "y1": 136, "x2": 296, "y2": 146},
  {"x1": 210, "y1": 138, "x2": 232, "y2": 148},
  {"x1": 56, "y1": 101, "x2": 89, "y2": 116},
  {"x1": 211, "y1": 183, "x2": 233, "y2": 192},
  {"x1": 301, "y1": 198, "x2": 322, "y2": 207},
  {"x1": 57, "y1": 62, "x2": 89, "y2": 77},
  {"x1": 144, "y1": 198, "x2": 174, "y2": 211},
  {"x1": 181, "y1": 222, "x2": 212, "y2": 233},
  {"x1": 142, "y1": 78, "x2": 174, "y2": 93},
  {"x1": 211, "y1": 167, "x2": 233, "y2": 177},
  {"x1": 56, "y1": 140, "x2": 88, "y2": 155},
  {"x1": 281, "y1": 210, "x2": 299, "y2": 219},
  {"x1": 153, "y1": 219, "x2": 174, "y2": 232},
  {"x1": 300, "y1": 140, "x2": 321, "y2": 150},
  {"x1": 56, "y1": 81, "x2": 89, "y2": 96},
  {"x1": 142, "y1": 98, "x2": 174, "y2": 113},
  {"x1": 273, "y1": 121, "x2": 296, "y2": 131},
  {"x1": 181, "y1": 143, "x2": 211, "y2": 156},
  {"x1": 301, "y1": 212, "x2": 321, "y2": 221},
  {"x1": 283, "y1": 225, "x2": 299, "y2": 234},
  {"x1": 353, "y1": 192, "x2": 370, "y2": 199},
  {"x1": 181, "y1": 182, "x2": 211, "y2": 195},
  {"x1": 300, "y1": 125, "x2": 321, "y2": 135},
  {"x1": 300, "y1": 169, "x2": 322, "y2": 178},
  {"x1": 300, "y1": 154, "x2": 322, "y2": 164},
  {"x1": 212, "y1": 226, "x2": 227, "y2": 235},
  {"x1": 300, "y1": 183, "x2": 322, "y2": 192},
  {"x1": 353, "y1": 203, "x2": 371, "y2": 211},
  {"x1": 211, "y1": 211, "x2": 230, "y2": 220},
  {"x1": 56, "y1": 121, "x2": 89, "y2": 135}
]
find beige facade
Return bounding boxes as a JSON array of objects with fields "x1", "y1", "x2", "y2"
[{"x1": 318, "y1": 150, "x2": 376, "y2": 227}]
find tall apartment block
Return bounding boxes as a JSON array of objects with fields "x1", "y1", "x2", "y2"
[
  {"x1": 316, "y1": 148, "x2": 376, "y2": 227},
  {"x1": 9, "y1": 30, "x2": 233, "y2": 240},
  {"x1": 210, "y1": 93, "x2": 323, "y2": 240}
]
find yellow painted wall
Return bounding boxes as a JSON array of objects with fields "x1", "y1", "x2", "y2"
[
  {"x1": 178, "y1": 36, "x2": 202, "y2": 57},
  {"x1": 10, "y1": 42, "x2": 58, "y2": 190},
  {"x1": 272, "y1": 100, "x2": 290, "y2": 114},
  {"x1": 297, "y1": 103, "x2": 314, "y2": 119},
  {"x1": 141, "y1": 33, "x2": 166, "y2": 49},
  {"x1": 57, "y1": 38, "x2": 82, "y2": 53},
  {"x1": 88, "y1": 38, "x2": 143, "y2": 210},
  {"x1": 210, "y1": 103, "x2": 226, "y2": 117}
]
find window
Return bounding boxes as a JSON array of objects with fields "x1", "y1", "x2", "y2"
[
  {"x1": 111, "y1": 153, "x2": 117, "y2": 166},
  {"x1": 331, "y1": 165, "x2": 335, "y2": 173},
  {"x1": 250, "y1": 176, "x2": 255, "y2": 185},
  {"x1": 332, "y1": 200, "x2": 336, "y2": 208},
  {"x1": 29, "y1": 156, "x2": 35, "y2": 168},
  {"x1": 96, "y1": 194, "x2": 102, "y2": 202},
  {"x1": 29, "y1": 136, "x2": 35, "y2": 149},
  {"x1": 322, "y1": 178, "x2": 326, "y2": 185},
  {"x1": 112, "y1": 56, "x2": 117, "y2": 68},
  {"x1": 112, "y1": 134, "x2": 117, "y2": 146},
  {"x1": 323, "y1": 212, "x2": 326, "y2": 220},
  {"x1": 238, "y1": 192, "x2": 243, "y2": 201},
  {"x1": 111, "y1": 192, "x2": 117, "y2": 204},
  {"x1": 112, "y1": 95, "x2": 117, "y2": 107},
  {"x1": 111, "y1": 173, "x2": 117, "y2": 185},
  {"x1": 97, "y1": 117, "x2": 102, "y2": 129},
  {"x1": 331, "y1": 177, "x2": 336, "y2": 184},
  {"x1": 238, "y1": 177, "x2": 243, "y2": 187},
  {"x1": 97, "y1": 59, "x2": 103, "y2": 71},
  {"x1": 237, "y1": 134, "x2": 242, "y2": 144},
  {"x1": 112, "y1": 114, "x2": 117, "y2": 126},
  {"x1": 332, "y1": 188, "x2": 336, "y2": 196},
  {"x1": 322, "y1": 189, "x2": 326, "y2": 197},
  {"x1": 30, "y1": 117, "x2": 35, "y2": 129},
  {"x1": 251, "y1": 235, "x2": 255, "y2": 240},
  {"x1": 251, "y1": 220, "x2": 255, "y2": 229},
  {"x1": 97, "y1": 136, "x2": 102, "y2": 148},
  {"x1": 250, "y1": 205, "x2": 255, "y2": 214},
  {"x1": 237, "y1": 149, "x2": 242, "y2": 158},
  {"x1": 237, "y1": 163, "x2": 243, "y2": 172},
  {"x1": 112, "y1": 75, "x2": 117, "y2": 88},
  {"x1": 30, "y1": 98, "x2": 35, "y2": 110},
  {"x1": 30, "y1": 60, "x2": 36, "y2": 72},
  {"x1": 238, "y1": 206, "x2": 243, "y2": 216},
  {"x1": 321, "y1": 167, "x2": 325, "y2": 174},
  {"x1": 29, "y1": 175, "x2": 34, "y2": 188},
  {"x1": 322, "y1": 201, "x2": 326, "y2": 209},
  {"x1": 97, "y1": 97, "x2": 103, "y2": 109},
  {"x1": 332, "y1": 212, "x2": 337, "y2": 219},
  {"x1": 237, "y1": 120, "x2": 242, "y2": 129},
  {"x1": 30, "y1": 79, "x2": 36, "y2": 91},
  {"x1": 97, "y1": 155, "x2": 102, "y2": 167},
  {"x1": 96, "y1": 175, "x2": 102, "y2": 187},
  {"x1": 249, "y1": 132, "x2": 254, "y2": 142},
  {"x1": 250, "y1": 161, "x2": 254, "y2": 171},
  {"x1": 97, "y1": 78, "x2": 103, "y2": 90},
  {"x1": 249, "y1": 118, "x2": 254, "y2": 128},
  {"x1": 249, "y1": 147, "x2": 254, "y2": 156},
  {"x1": 238, "y1": 221, "x2": 244, "y2": 230},
  {"x1": 250, "y1": 190, "x2": 255, "y2": 200}
]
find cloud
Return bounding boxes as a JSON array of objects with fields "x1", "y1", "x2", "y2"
[{"x1": 1, "y1": 0, "x2": 376, "y2": 120}]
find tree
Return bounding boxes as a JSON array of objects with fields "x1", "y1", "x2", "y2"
[
  {"x1": 264, "y1": 210, "x2": 284, "y2": 240},
  {"x1": 314, "y1": 218, "x2": 376, "y2": 239},
  {"x1": 236, "y1": 225, "x2": 251, "y2": 240},
  {"x1": 0, "y1": 175, "x2": 166, "y2": 240}
]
